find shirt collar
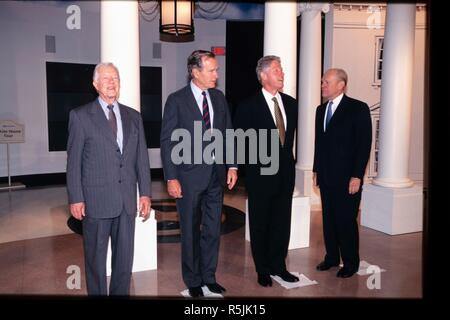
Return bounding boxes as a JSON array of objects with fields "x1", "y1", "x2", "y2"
[
  {"x1": 98, "y1": 96, "x2": 118, "y2": 112},
  {"x1": 329, "y1": 92, "x2": 344, "y2": 107},
  {"x1": 190, "y1": 80, "x2": 209, "y2": 99},
  {"x1": 262, "y1": 87, "x2": 281, "y2": 101}
]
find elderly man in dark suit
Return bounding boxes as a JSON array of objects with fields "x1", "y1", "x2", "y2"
[
  {"x1": 313, "y1": 68, "x2": 372, "y2": 278},
  {"x1": 160, "y1": 50, "x2": 237, "y2": 298},
  {"x1": 233, "y1": 56, "x2": 299, "y2": 287},
  {"x1": 66, "y1": 62, "x2": 151, "y2": 295}
]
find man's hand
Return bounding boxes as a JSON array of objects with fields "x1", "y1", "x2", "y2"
[
  {"x1": 70, "y1": 202, "x2": 85, "y2": 220},
  {"x1": 139, "y1": 196, "x2": 151, "y2": 221},
  {"x1": 348, "y1": 177, "x2": 361, "y2": 194},
  {"x1": 227, "y1": 169, "x2": 238, "y2": 190},
  {"x1": 167, "y1": 179, "x2": 183, "y2": 198}
]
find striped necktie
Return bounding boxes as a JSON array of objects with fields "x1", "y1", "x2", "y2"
[{"x1": 202, "y1": 91, "x2": 211, "y2": 130}]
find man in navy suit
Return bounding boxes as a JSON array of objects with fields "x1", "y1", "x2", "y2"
[
  {"x1": 313, "y1": 68, "x2": 372, "y2": 278},
  {"x1": 66, "y1": 63, "x2": 152, "y2": 295},
  {"x1": 234, "y1": 56, "x2": 299, "y2": 287},
  {"x1": 160, "y1": 50, "x2": 237, "y2": 297}
]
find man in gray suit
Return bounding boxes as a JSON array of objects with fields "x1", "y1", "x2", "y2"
[
  {"x1": 66, "y1": 62, "x2": 152, "y2": 296},
  {"x1": 160, "y1": 50, "x2": 237, "y2": 297}
]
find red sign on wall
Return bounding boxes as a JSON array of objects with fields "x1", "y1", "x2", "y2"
[{"x1": 211, "y1": 46, "x2": 226, "y2": 56}]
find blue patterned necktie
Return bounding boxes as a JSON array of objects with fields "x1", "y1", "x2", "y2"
[
  {"x1": 325, "y1": 101, "x2": 333, "y2": 131},
  {"x1": 202, "y1": 91, "x2": 211, "y2": 130}
]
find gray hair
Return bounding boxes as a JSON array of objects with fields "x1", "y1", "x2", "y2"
[
  {"x1": 327, "y1": 68, "x2": 348, "y2": 86},
  {"x1": 187, "y1": 50, "x2": 216, "y2": 80},
  {"x1": 93, "y1": 62, "x2": 120, "y2": 82},
  {"x1": 256, "y1": 55, "x2": 281, "y2": 83}
]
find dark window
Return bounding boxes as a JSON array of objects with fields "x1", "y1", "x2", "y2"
[{"x1": 46, "y1": 61, "x2": 162, "y2": 151}]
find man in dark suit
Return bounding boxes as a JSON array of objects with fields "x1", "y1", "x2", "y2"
[
  {"x1": 66, "y1": 62, "x2": 152, "y2": 295},
  {"x1": 234, "y1": 56, "x2": 299, "y2": 287},
  {"x1": 313, "y1": 68, "x2": 372, "y2": 278},
  {"x1": 160, "y1": 50, "x2": 237, "y2": 297}
]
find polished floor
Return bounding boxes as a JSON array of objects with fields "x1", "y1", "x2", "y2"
[{"x1": 0, "y1": 181, "x2": 422, "y2": 298}]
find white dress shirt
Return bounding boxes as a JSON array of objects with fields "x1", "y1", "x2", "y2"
[
  {"x1": 190, "y1": 81, "x2": 214, "y2": 129},
  {"x1": 323, "y1": 92, "x2": 344, "y2": 131},
  {"x1": 98, "y1": 97, "x2": 124, "y2": 153},
  {"x1": 261, "y1": 88, "x2": 287, "y2": 130}
]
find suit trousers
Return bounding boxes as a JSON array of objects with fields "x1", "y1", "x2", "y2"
[
  {"x1": 319, "y1": 185, "x2": 361, "y2": 270},
  {"x1": 176, "y1": 165, "x2": 223, "y2": 288},
  {"x1": 82, "y1": 208, "x2": 135, "y2": 296},
  {"x1": 248, "y1": 190, "x2": 293, "y2": 275}
]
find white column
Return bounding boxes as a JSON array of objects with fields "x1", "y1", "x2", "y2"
[
  {"x1": 263, "y1": 1, "x2": 297, "y2": 97},
  {"x1": 101, "y1": 0, "x2": 141, "y2": 110},
  {"x1": 296, "y1": 3, "x2": 329, "y2": 201},
  {"x1": 261, "y1": 2, "x2": 311, "y2": 249},
  {"x1": 361, "y1": 4, "x2": 422, "y2": 235},
  {"x1": 373, "y1": 4, "x2": 415, "y2": 188},
  {"x1": 101, "y1": 1, "x2": 157, "y2": 272}
]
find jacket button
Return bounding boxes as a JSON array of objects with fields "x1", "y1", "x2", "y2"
[
  {"x1": 116, "y1": 149, "x2": 120, "y2": 152},
  {"x1": 118, "y1": 180, "x2": 122, "y2": 183},
  {"x1": 120, "y1": 164, "x2": 123, "y2": 168}
]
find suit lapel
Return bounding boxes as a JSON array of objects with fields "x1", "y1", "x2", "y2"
[
  {"x1": 184, "y1": 86, "x2": 203, "y2": 121},
  {"x1": 89, "y1": 100, "x2": 118, "y2": 146},
  {"x1": 119, "y1": 104, "x2": 131, "y2": 153},
  {"x1": 326, "y1": 94, "x2": 348, "y2": 131},
  {"x1": 280, "y1": 93, "x2": 292, "y2": 135},
  {"x1": 257, "y1": 92, "x2": 277, "y2": 130}
]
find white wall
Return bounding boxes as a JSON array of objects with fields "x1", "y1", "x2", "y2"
[
  {"x1": 0, "y1": 1, "x2": 226, "y2": 177},
  {"x1": 327, "y1": 6, "x2": 425, "y2": 183}
]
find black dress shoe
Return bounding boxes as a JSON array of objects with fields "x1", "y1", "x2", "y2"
[
  {"x1": 204, "y1": 282, "x2": 226, "y2": 294},
  {"x1": 257, "y1": 274, "x2": 272, "y2": 287},
  {"x1": 271, "y1": 271, "x2": 299, "y2": 282},
  {"x1": 316, "y1": 261, "x2": 339, "y2": 271},
  {"x1": 336, "y1": 267, "x2": 358, "y2": 278},
  {"x1": 188, "y1": 286, "x2": 204, "y2": 297}
]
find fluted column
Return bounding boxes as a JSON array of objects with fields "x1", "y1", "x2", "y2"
[
  {"x1": 362, "y1": 4, "x2": 422, "y2": 235},
  {"x1": 263, "y1": 1, "x2": 297, "y2": 97},
  {"x1": 101, "y1": 1, "x2": 157, "y2": 271},
  {"x1": 101, "y1": 0, "x2": 141, "y2": 110},
  {"x1": 296, "y1": 3, "x2": 330, "y2": 199},
  {"x1": 372, "y1": 4, "x2": 416, "y2": 188}
]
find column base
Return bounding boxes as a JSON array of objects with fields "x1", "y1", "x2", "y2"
[
  {"x1": 361, "y1": 184, "x2": 423, "y2": 235},
  {"x1": 245, "y1": 196, "x2": 311, "y2": 249},
  {"x1": 294, "y1": 168, "x2": 321, "y2": 206},
  {"x1": 107, "y1": 209, "x2": 157, "y2": 276}
]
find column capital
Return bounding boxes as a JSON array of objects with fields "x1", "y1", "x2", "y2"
[{"x1": 298, "y1": 2, "x2": 330, "y2": 15}]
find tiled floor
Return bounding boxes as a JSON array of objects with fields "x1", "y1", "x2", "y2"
[{"x1": 0, "y1": 181, "x2": 422, "y2": 298}]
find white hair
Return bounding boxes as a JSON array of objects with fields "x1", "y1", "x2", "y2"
[{"x1": 92, "y1": 62, "x2": 120, "y2": 82}]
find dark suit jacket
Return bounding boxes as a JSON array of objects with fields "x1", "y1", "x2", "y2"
[
  {"x1": 313, "y1": 94, "x2": 372, "y2": 188},
  {"x1": 66, "y1": 99, "x2": 151, "y2": 218},
  {"x1": 160, "y1": 85, "x2": 235, "y2": 191},
  {"x1": 234, "y1": 91, "x2": 298, "y2": 195}
]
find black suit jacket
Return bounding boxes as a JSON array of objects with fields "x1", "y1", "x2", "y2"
[
  {"x1": 234, "y1": 91, "x2": 298, "y2": 195},
  {"x1": 160, "y1": 85, "x2": 235, "y2": 191},
  {"x1": 313, "y1": 94, "x2": 372, "y2": 188}
]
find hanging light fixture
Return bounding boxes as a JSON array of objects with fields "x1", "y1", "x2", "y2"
[{"x1": 160, "y1": 0, "x2": 194, "y2": 42}]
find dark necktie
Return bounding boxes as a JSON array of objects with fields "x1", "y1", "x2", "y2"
[
  {"x1": 272, "y1": 97, "x2": 286, "y2": 146},
  {"x1": 325, "y1": 101, "x2": 333, "y2": 131},
  {"x1": 107, "y1": 104, "x2": 117, "y2": 139},
  {"x1": 202, "y1": 91, "x2": 211, "y2": 130}
]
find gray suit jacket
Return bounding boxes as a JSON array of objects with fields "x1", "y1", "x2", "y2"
[
  {"x1": 160, "y1": 85, "x2": 235, "y2": 191},
  {"x1": 66, "y1": 99, "x2": 151, "y2": 219}
]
